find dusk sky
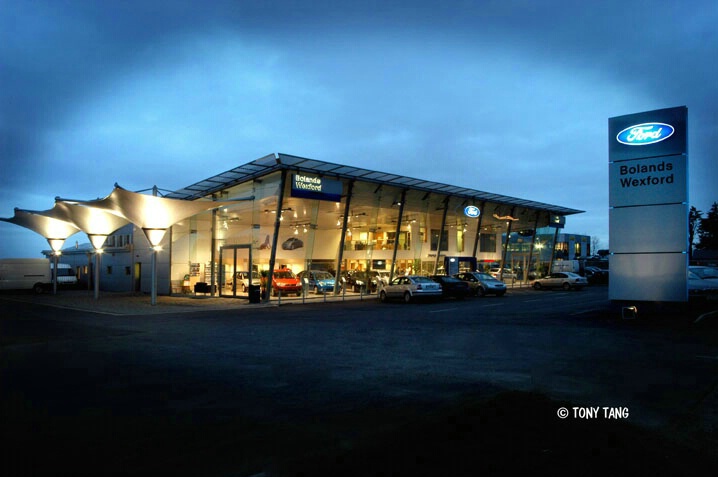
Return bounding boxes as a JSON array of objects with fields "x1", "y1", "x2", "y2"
[{"x1": 2, "y1": 0, "x2": 716, "y2": 258}]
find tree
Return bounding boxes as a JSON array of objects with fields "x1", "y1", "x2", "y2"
[
  {"x1": 689, "y1": 206, "x2": 703, "y2": 259},
  {"x1": 697, "y1": 202, "x2": 718, "y2": 250}
]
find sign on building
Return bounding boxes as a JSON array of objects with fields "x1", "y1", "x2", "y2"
[
  {"x1": 290, "y1": 174, "x2": 343, "y2": 202},
  {"x1": 608, "y1": 106, "x2": 688, "y2": 302}
]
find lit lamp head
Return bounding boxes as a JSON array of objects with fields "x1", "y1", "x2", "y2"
[
  {"x1": 89, "y1": 234, "x2": 109, "y2": 251},
  {"x1": 47, "y1": 238, "x2": 65, "y2": 255},
  {"x1": 143, "y1": 228, "x2": 166, "y2": 251}
]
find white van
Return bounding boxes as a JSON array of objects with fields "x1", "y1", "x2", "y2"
[
  {"x1": 0, "y1": 258, "x2": 52, "y2": 293},
  {"x1": 51, "y1": 263, "x2": 78, "y2": 286}
]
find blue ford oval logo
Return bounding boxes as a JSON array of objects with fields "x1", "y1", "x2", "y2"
[
  {"x1": 616, "y1": 122, "x2": 674, "y2": 146},
  {"x1": 464, "y1": 205, "x2": 480, "y2": 218}
]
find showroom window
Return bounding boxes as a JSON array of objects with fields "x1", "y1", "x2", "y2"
[
  {"x1": 430, "y1": 229, "x2": 448, "y2": 251},
  {"x1": 479, "y1": 233, "x2": 496, "y2": 253}
]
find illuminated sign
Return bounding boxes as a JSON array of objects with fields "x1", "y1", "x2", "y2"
[
  {"x1": 548, "y1": 215, "x2": 565, "y2": 228},
  {"x1": 616, "y1": 123, "x2": 675, "y2": 146},
  {"x1": 463, "y1": 205, "x2": 480, "y2": 218},
  {"x1": 608, "y1": 106, "x2": 688, "y2": 302},
  {"x1": 291, "y1": 174, "x2": 342, "y2": 202}
]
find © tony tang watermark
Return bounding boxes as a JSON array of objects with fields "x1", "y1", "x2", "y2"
[{"x1": 557, "y1": 406, "x2": 629, "y2": 420}]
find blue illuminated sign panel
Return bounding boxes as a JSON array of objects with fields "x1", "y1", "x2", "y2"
[
  {"x1": 463, "y1": 205, "x2": 480, "y2": 218},
  {"x1": 616, "y1": 123, "x2": 675, "y2": 146}
]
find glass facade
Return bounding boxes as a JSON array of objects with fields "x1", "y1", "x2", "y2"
[
  {"x1": 163, "y1": 167, "x2": 580, "y2": 300},
  {"x1": 36, "y1": 155, "x2": 583, "y2": 297}
]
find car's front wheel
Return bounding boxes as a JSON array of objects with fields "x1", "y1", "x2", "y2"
[
  {"x1": 478, "y1": 287, "x2": 486, "y2": 297},
  {"x1": 380, "y1": 290, "x2": 388, "y2": 303},
  {"x1": 533, "y1": 282, "x2": 542, "y2": 290}
]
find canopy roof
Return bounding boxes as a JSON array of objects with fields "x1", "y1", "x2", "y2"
[
  {"x1": 167, "y1": 153, "x2": 584, "y2": 217},
  {"x1": 0, "y1": 208, "x2": 81, "y2": 251},
  {"x1": 69, "y1": 184, "x2": 240, "y2": 245},
  {"x1": 2, "y1": 184, "x2": 239, "y2": 250},
  {"x1": 49, "y1": 201, "x2": 130, "y2": 249}
]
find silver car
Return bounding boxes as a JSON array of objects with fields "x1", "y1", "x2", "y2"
[
  {"x1": 454, "y1": 271, "x2": 507, "y2": 297},
  {"x1": 379, "y1": 275, "x2": 442, "y2": 303},
  {"x1": 532, "y1": 272, "x2": 588, "y2": 291},
  {"x1": 688, "y1": 266, "x2": 718, "y2": 300},
  {"x1": 231, "y1": 271, "x2": 261, "y2": 292}
]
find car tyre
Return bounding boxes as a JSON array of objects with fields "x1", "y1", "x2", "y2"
[
  {"x1": 314, "y1": 285, "x2": 320, "y2": 294},
  {"x1": 533, "y1": 282, "x2": 542, "y2": 290},
  {"x1": 478, "y1": 287, "x2": 486, "y2": 297},
  {"x1": 380, "y1": 290, "x2": 388, "y2": 303},
  {"x1": 403, "y1": 291, "x2": 412, "y2": 303},
  {"x1": 562, "y1": 282, "x2": 571, "y2": 291}
]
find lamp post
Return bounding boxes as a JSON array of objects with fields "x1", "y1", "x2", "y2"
[
  {"x1": 47, "y1": 238, "x2": 65, "y2": 295},
  {"x1": 142, "y1": 228, "x2": 167, "y2": 306}
]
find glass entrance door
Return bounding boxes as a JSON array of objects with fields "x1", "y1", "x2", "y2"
[{"x1": 219, "y1": 244, "x2": 253, "y2": 298}]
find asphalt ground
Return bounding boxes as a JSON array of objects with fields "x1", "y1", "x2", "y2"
[{"x1": 1, "y1": 286, "x2": 718, "y2": 476}]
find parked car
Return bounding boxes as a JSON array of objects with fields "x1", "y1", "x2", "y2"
[
  {"x1": 51, "y1": 263, "x2": 78, "y2": 287},
  {"x1": 688, "y1": 266, "x2": 718, "y2": 301},
  {"x1": 271, "y1": 268, "x2": 302, "y2": 296},
  {"x1": 232, "y1": 271, "x2": 261, "y2": 292},
  {"x1": 454, "y1": 271, "x2": 507, "y2": 297},
  {"x1": 532, "y1": 272, "x2": 588, "y2": 291},
  {"x1": 584, "y1": 266, "x2": 609, "y2": 284},
  {"x1": 379, "y1": 275, "x2": 443, "y2": 303},
  {"x1": 489, "y1": 267, "x2": 516, "y2": 280},
  {"x1": 429, "y1": 275, "x2": 471, "y2": 299},
  {"x1": 369, "y1": 270, "x2": 391, "y2": 287},
  {"x1": 297, "y1": 270, "x2": 338, "y2": 294},
  {"x1": 341, "y1": 270, "x2": 378, "y2": 293}
]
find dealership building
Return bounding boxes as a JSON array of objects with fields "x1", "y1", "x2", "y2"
[{"x1": 46, "y1": 153, "x2": 584, "y2": 298}]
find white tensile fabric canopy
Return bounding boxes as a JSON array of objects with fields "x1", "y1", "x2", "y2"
[
  {"x1": 69, "y1": 184, "x2": 237, "y2": 246},
  {"x1": 0, "y1": 208, "x2": 81, "y2": 252},
  {"x1": 49, "y1": 201, "x2": 130, "y2": 250}
]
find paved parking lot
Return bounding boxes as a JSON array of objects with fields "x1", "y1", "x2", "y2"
[{"x1": 2, "y1": 286, "x2": 717, "y2": 476}]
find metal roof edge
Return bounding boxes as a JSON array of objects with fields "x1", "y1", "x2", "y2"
[{"x1": 168, "y1": 153, "x2": 584, "y2": 216}]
